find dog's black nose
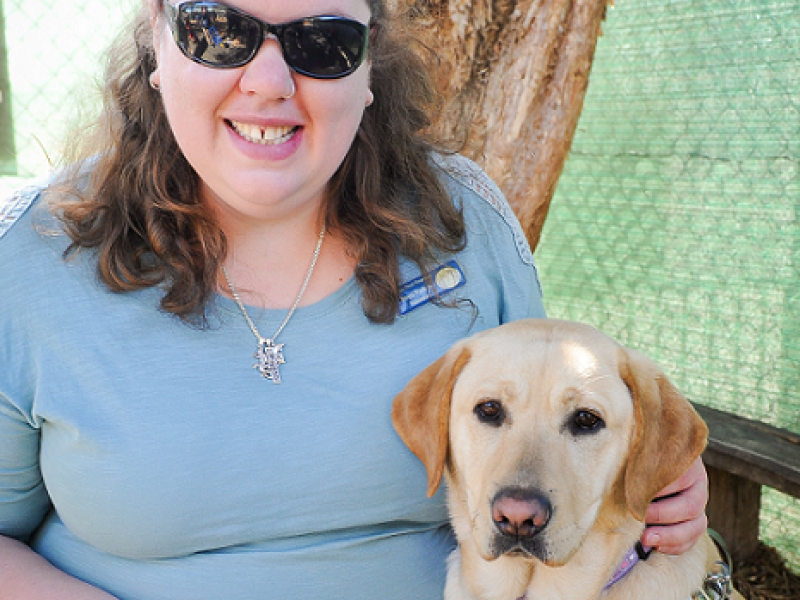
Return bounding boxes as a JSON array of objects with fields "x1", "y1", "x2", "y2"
[{"x1": 491, "y1": 489, "x2": 552, "y2": 538}]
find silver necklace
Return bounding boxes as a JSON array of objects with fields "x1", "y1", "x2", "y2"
[{"x1": 221, "y1": 223, "x2": 326, "y2": 383}]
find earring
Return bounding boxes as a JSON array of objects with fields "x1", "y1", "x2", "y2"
[
  {"x1": 365, "y1": 90, "x2": 374, "y2": 107},
  {"x1": 149, "y1": 72, "x2": 160, "y2": 91}
]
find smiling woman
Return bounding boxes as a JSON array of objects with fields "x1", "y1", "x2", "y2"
[
  {"x1": 0, "y1": 0, "x2": 547, "y2": 598},
  {"x1": 149, "y1": 0, "x2": 374, "y2": 235}
]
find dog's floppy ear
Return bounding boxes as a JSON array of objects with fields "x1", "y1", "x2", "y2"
[
  {"x1": 392, "y1": 346, "x2": 472, "y2": 497},
  {"x1": 618, "y1": 348, "x2": 708, "y2": 521}
]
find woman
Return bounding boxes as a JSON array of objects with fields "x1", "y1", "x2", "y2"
[{"x1": 0, "y1": 0, "x2": 708, "y2": 598}]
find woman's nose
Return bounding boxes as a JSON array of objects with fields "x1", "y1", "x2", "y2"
[{"x1": 237, "y1": 36, "x2": 296, "y2": 100}]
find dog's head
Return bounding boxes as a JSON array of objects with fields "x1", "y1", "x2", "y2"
[{"x1": 392, "y1": 319, "x2": 707, "y2": 565}]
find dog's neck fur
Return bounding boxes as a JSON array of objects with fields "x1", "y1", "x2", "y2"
[
  {"x1": 446, "y1": 513, "x2": 709, "y2": 600},
  {"x1": 520, "y1": 520, "x2": 647, "y2": 600}
]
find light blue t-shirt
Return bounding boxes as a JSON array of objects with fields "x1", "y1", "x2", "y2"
[{"x1": 0, "y1": 154, "x2": 545, "y2": 600}]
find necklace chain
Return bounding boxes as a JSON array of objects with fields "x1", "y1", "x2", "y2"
[{"x1": 221, "y1": 223, "x2": 326, "y2": 383}]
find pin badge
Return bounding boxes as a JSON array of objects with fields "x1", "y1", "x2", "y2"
[{"x1": 399, "y1": 260, "x2": 466, "y2": 315}]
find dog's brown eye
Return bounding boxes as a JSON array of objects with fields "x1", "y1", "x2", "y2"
[
  {"x1": 572, "y1": 410, "x2": 604, "y2": 433},
  {"x1": 474, "y1": 400, "x2": 505, "y2": 425}
]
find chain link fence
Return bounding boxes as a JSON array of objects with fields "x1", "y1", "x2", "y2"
[
  {"x1": 536, "y1": 0, "x2": 799, "y2": 572},
  {"x1": 0, "y1": 0, "x2": 137, "y2": 195},
  {"x1": 1, "y1": 0, "x2": 798, "y2": 576}
]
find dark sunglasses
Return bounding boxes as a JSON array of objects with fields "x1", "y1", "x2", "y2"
[{"x1": 163, "y1": 1, "x2": 369, "y2": 79}]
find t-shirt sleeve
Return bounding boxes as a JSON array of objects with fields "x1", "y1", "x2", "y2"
[
  {"x1": 0, "y1": 396, "x2": 50, "y2": 540},
  {"x1": 432, "y1": 152, "x2": 547, "y2": 324},
  {"x1": 0, "y1": 184, "x2": 53, "y2": 540}
]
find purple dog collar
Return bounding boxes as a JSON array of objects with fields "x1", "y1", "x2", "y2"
[
  {"x1": 603, "y1": 542, "x2": 653, "y2": 590},
  {"x1": 516, "y1": 542, "x2": 653, "y2": 600}
]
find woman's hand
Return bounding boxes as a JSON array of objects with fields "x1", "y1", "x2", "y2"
[{"x1": 641, "y1": 456, "x2": 709, "y2": 554}]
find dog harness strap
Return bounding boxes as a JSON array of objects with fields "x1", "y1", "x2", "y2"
[{"x1": 689, "y1": 529, "x2": 734, "y2": 600}]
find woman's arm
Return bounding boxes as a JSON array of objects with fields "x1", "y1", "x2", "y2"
[
  {"x1": 0, "y1": 535, "x2": 117, "y2": 600},
  {"x1": 642, "y1": 456, "x2": 709, "y2": 554}
]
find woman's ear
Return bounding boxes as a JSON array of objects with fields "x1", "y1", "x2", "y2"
[
  {"x1": 148, "y1": 0, "x2": 162, "y2": 27},
  {"x1": 149, "y1": 0, "x2": 165, "y2": 54},
  {"x1": 148, "y1": 0, "x2": 165, "y2": 76}
]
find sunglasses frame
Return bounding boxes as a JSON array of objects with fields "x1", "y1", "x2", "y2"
[{"x1": 163, "y1": 1, "x2": 370, "y2": 79}]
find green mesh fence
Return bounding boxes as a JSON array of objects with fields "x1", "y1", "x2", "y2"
[{"x1": 536, "y1": 0, "x2": 799, "y2": 572}]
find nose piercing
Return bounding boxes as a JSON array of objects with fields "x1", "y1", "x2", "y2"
[{"x1": 280, "y1": 80, "x2": 296, "y2": 100}]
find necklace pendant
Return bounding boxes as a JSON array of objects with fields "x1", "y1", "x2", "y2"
[{"x1": 254, "y1": 338, "x2": 285, "y2": 384}]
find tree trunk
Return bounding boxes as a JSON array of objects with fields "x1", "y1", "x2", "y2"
[{"x1": 409, "y1": 0, "x2": 610, "y2": 250}]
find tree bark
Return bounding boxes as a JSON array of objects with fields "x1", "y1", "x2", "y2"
[{"x1": 409, "y1": 0, "x2": 610, "y2": 250}]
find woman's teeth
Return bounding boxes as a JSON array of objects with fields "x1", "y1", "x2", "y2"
[{"x1": 230, "y1": 121, "x2": 298, "y2": 145}]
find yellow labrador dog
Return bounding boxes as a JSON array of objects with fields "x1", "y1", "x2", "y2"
[{"x1": 393, "y1": 319, "x2": 743, "y2": 600}]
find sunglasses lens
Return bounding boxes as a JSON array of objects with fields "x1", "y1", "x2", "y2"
[
  {"x1": 168, "y1": 3, "x2": 368, "y2": 78},
  {"x1": 173, "y1": 3, "x2": 261, "y2": 68},
  {"x1": 282, "y1": 19, "x2": 367, "y2": 78}
]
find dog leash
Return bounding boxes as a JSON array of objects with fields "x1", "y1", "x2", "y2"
[{"x1": 690, "y1": 529, "x2": 735, "y2": 600}]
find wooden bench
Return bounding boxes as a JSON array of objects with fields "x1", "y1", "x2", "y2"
[{"x1": 692, "y1": 402, "x2": 800, "y2": 564}]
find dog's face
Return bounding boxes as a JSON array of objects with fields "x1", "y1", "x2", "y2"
[
  {"x1": 392, "y1": 319, "x2": 707, "y2": 567},
  {"x1": 446, "y1": 323, "x2": 638, "y2": 563}
]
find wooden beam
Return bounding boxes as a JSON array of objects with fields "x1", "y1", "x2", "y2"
[
  {"x1": 693, "y1": 402, "x2": 800, "y2": 564},
  {"x1": 693, "y1": 402, "x2": 800, "y2": 499},
  {"x1": 707, "y1": 465, "x2": 761, "y2": 565}
]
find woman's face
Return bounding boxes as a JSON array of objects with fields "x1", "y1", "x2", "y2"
[{"x1": 150, "y1": 0, "x2": 373, "y2": 224}]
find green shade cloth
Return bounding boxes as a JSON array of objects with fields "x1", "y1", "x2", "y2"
[{"x1": 535, "y1": 0, "x2": 799, "y2": 572}]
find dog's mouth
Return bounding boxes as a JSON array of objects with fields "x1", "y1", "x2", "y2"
[
  {"x1": 505, "y1": 548, "x2": 533, "y2": 558},
  {"x1": 490, "y1": 535, "x2": 547, "y2": 561}
]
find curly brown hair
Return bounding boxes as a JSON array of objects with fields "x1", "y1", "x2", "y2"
[{"x1": 54, "y1": 0, "x2": 465, "y2": 325}]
